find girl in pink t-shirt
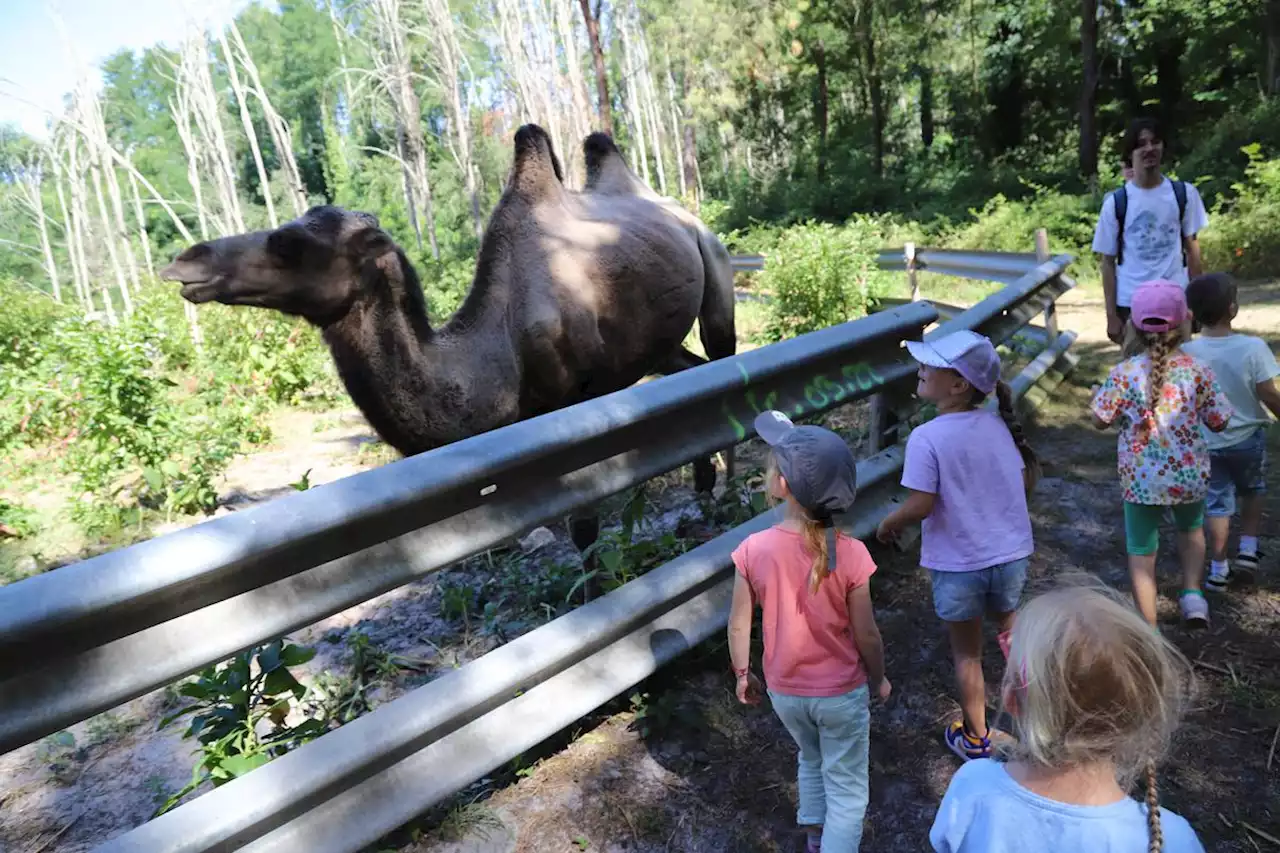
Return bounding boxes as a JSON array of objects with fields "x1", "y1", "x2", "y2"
[{"x1": 729, "y1": 411, "x2": 890, "y2": 853}]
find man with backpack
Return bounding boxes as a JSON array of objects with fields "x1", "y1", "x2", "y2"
[{"x1": 1092, "y1": 118, "x2": 1209, "y2": 344}]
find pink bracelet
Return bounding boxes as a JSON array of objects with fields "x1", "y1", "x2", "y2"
[{"x1": 732, "y1": 666, "x2": 750, "y2": 678}]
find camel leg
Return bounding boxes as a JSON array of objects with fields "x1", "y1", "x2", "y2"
[
  {"x1": 569, "y1": 512, "x2": 603, "y2": 602},
  {"x1": 654, "y1": 347, "x2": 718, "y2": 494},
  {"x1": 697, "y1": 238, "x2": 740, "y2": 487}
]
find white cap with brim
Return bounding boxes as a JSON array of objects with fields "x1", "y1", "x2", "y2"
[{"x1": 906, "y1": 330, "x2": 1000, "y2": 396}]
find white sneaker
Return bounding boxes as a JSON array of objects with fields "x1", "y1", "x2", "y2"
[
  {"x1": 1205, "y1": 566, "x2": 1231, "y2": 593},
  {"x1": 1180, "y1": 592, "x2": 1210, "y2": 627}
]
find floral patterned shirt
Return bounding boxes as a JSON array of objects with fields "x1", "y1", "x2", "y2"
[{"x1": 1090, "y1": 351, "x2": 1232, "y2": 505}]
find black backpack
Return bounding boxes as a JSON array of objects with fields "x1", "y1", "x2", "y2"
[{"x1": 1112, "y1": 179, "x2": 1188, "y2": 267}]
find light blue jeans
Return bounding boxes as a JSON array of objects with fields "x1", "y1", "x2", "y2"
[{"x1": 768, "y1": 685, "x2": 871, "y2": 853}]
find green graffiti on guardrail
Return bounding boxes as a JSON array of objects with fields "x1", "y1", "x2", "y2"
[{"x1": 723, "y1": 360, "x2": 887, "y2": 441}]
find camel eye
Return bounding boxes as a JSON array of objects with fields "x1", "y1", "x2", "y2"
[
  {"x1": 175, "y1": 243, "x2": 212, "y2": 264},
  {"x1": 267, "y1": 227, "x2": 319, "y2": 266}
]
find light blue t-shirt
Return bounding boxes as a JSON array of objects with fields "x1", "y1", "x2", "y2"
[{"x1": 930, "y1": 759, "x2": 1205, "y2": 853}]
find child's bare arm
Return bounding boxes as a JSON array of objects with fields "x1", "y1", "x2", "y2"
[
  {"x1": 1257, "y1": 378, "x2": 1280, "y2": 422},
  {"x1": 876, "y1": 490, "x2": 935, "y2": 543},
  {"x1": 847, "y1": 582, "x2": 886, "y2": 690},
  {"x1": 727, "y1": 574, "x2": 754, "y2": 674}
]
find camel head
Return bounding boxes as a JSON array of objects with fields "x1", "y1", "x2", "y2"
[
  {"x1": 503, "y1": 124, "x2": 565, "y2": 201},
  {"x1": 161, "y1": 205, "x2": 417, "y2": 327}
]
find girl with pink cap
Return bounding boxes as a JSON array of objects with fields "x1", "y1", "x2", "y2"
[{"x1": 1089, "y1": 279, "x2": 1232, "y2": 628}]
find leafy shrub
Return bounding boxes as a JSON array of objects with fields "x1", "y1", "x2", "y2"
[
  {"x1": 761, "y1": 221, "x2": 884, "y2": 341},
  {"x1": 1200, "y1": 145, "x2": 1280, "y2": 279},
  {"x1": 157, "y1": 639, "x2": 322, "y2": 815},
  {"x1": 0, "y1": 498, "x2": 38, "y2": 538}
]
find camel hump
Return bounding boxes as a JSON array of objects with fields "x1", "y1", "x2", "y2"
[
  {"x1": 509, "y1": 124, "x2": 565, "y2": 201},
  {"x1": 583, "y1": 132, "x2": 658, "y2": 198}
]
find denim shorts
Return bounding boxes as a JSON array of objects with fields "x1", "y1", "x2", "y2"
[
  {"x1": 1206, "y1": 428, "x2": 1267, "y2": 518},
  {"x1": 928, "y1": 557, "x2": 1029, "y2": 622}
]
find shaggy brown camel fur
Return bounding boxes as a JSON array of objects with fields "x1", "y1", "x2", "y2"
[{"x1": 161, "y1": 124, "x2": 736, "y2": 551}]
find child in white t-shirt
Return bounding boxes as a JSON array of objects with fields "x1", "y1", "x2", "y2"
[{"x1": 1184, "y1": 272, "x2": 1280, "y2": 589}]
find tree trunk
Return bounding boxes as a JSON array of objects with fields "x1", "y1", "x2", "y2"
[
  {"x1": 579, "y1": 0, "x2": 612, "y2": 135},
  {"x1": 1080, "y1": 0, "x2": 1099, "y2": 178},
  {"x1": 219, "y1": 29, "x2": 278, "y2": 227},
  {"x1": 679, "y1": 69, "x2": 698, "y2": 210},
  {"x1": 89, "y1": 160, "x2": 133, "y2": 317},
  {"x1": 665, "y1": 66, "x2": 687, "y2": 199},
  {"x1": 1267, "y1": 0, "x2": 1280, "y2": 95},
  {"x1": 422, "y1": 0, "x2": 484, "y2": 239},
  {"x1": 52, "y1": 155, "x2": 89, "y2": 309},
  {"x1": 62, "y1": 137, "x2": 96, "y2": 314},
  {"x1": 815, "y1": 38, "x2": 829, "y2": 181},
  {"x1": 24, "y1": 163, "x2": 62, "y2": 302},
  {"x1": 127, "y1": 164, "x2": 154, "y2": 277},
  {"x1": 860, "y1": 0, "x2": 884, "y2": 177},
  {"x1": 619, "y1": 21, "x2": 652, "y2": 185},
  {"x1": 228, "y1": 21, "x2": 308, "y2": 216},
  {"x1": 1155, "y1": 35, "x2": 1185, "y2": 151}
]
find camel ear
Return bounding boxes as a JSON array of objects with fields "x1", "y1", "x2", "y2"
[{"x1": 348, "y1": 226, "x2": 395, "y2": 260}]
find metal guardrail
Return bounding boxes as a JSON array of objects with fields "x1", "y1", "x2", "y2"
[
  {"x1": 876, "y1": 247, "x2": 1042, "y2": 284},
  {"x1": 0, "y1": 301, "x2": 935, "y2": 755},
  {"x1": 729, "y1": 253, "x2": 765, "y2": 272},
  {"x1": 0, "y1": 244, "x2": 1074, "y2": 851},
  {"x1": 94, "y1": 252, "x2": 1077, "y2": 853}
]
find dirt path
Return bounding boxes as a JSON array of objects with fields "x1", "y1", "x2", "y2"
[{"x1": 396, "y1": 283, "x2": 1280, "y2": 853}]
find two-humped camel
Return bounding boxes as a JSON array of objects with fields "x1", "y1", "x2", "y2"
[{"x1": 161, "y1": 124, "x2": 737, "y2": 553}]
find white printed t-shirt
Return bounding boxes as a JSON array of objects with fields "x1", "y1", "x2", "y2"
[
  {"x1": 1183, "y1": 334, "x2": 1280, "y2": 449},
  {"x1": 1091, "y1": 178, "x2": 1209, "y2": 308}
]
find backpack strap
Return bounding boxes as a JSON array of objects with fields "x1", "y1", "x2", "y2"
[
  {"x1": 1112, "y1": 185, "x2": 1128, "y2": 266},
  {"x1": 1172, "y1": 179, "x2": 1188, "y2": 267}
]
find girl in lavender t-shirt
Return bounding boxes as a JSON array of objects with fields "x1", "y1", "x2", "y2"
[{"x1": 877, "y1": 330, "x2": 1038, "y2": 762}]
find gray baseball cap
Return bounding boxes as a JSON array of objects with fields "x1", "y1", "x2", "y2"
[{"x1": 754, "y1": 410, "x2": 858, "y2": 524}]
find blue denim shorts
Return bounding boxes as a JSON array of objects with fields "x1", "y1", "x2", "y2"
[
  {"x1": 928, "y1": 557, "x2": 1029, "y2": 622},
  {"x1": 1206, "y1": 428, "x2": 1267, "y2": 518}
]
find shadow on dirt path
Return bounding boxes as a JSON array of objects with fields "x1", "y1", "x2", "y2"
[{"x1": 397, "y1": 284, "x2": 1280, "y2": 853}]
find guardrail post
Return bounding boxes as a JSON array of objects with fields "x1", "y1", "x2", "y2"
[
  {"x1": 1035, "y1": 229, "x2": 1059, "y2": 341},
  {"x1": 867, "y1": 327, "x2": 921, "y2": 454},
  {"x1": 906, "y1": 242, "x2": 919, "y2": 302}
]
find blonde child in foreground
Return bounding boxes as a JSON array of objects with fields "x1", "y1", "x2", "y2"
[
  {"x1": 929, "y1": 581, "x2": 1205, "y2": 853},
  {"x1": 729, "y1": 411, "x2": 890, "y2": 853},
  {"x1": 1090, "y1": 279, "x2": 1231, "y2": 627}
]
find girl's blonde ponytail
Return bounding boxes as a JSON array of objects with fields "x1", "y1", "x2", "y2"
[
  {"x1": 801, "y1": 518, "x2": 831, "y2": 594},
  {"x1": 1140, "y1": 329, "x2": 1184, "y2": 435}
]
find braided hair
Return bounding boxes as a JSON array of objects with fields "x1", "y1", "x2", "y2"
[
  {"x1": 970, "y1": 381, "x2": 1040, "y2": 493},
  {"x1": 1145, "y1": 761, "x2": 1164, "y2": 853},
  {"x1": 1136, "y1": 329, "x2": 1187, "y2": 436}
]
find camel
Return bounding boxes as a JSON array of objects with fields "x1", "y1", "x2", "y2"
[{"x1": 161, "y1": 124, "x2": 737, "y2": 554}]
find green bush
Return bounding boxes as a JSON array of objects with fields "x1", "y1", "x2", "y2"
[
  {"x1": 1200, "y1": 145, "x2": 1280, "y2": 279},
  {"x1": 761, "y1": 220, "x2": 885, "y2": 341}
]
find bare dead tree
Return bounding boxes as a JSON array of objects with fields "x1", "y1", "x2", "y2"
[
  {"x1": 13, "y1": 149, "x2": 62, "y2": 301},
  {"x1": 217, "y1": 27, "x2": 278, "y2": 227},
  {"x1": 126, "y1": 158, "x2": 155, "y2": 277},
  {"x1": 419, "y1": 0, "x2": 484, "y2": 238},
  {"x1": 227, "y1": 20, "x2": 309, "y2": 216},
  {"x1": 366, "y1": 0, "x2": 440, "y2": 257},
  {"x1": 175, "y1": 29, "x2": 245, "y2": 235},
  {"x1": 50, "y1": 149, "x2": 92, "y2": 310}
]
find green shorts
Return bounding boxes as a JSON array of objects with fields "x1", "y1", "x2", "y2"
[{"x1": 1123, "y1": 502, "x2": 1205, "y2": 556}]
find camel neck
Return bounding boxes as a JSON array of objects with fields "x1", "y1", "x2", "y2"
[{"x1": 322, "y1": 300, "x2": 519, "y2": 456}]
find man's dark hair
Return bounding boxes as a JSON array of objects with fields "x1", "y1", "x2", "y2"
[
  {"x1": 1122, "y1": 117, "x2": 1163, "y2": 161},
  {"x1": 1186, "y1": 273, "x2": 1238, "y2": 327}
]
